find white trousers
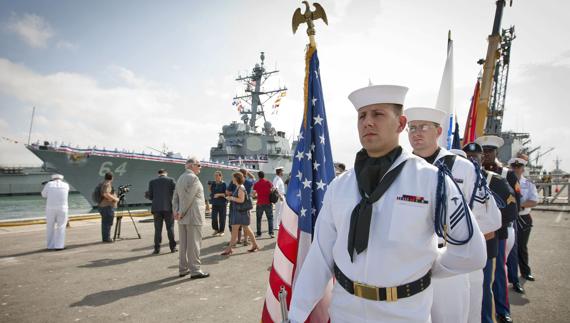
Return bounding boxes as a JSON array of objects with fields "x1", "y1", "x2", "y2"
[
  {"x1": 46, "y1": 209, "x2": 68, "y2": 249},
  {"x1": 273, "y1": 201, "x2": 284, "y2": 230},
  {"x1": 506, "y1": 226, "x2": 515, "y2": 255},
  {"x1": 467, "y1": 270, "x2": 484, "y2": 323},
  {"x1": 431, "y1": 274, "x2": 469, "y2": 323}
]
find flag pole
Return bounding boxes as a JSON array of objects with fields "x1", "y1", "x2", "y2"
[{"x1": 261, "y1": 3, "x2": 331, "y2": 323}]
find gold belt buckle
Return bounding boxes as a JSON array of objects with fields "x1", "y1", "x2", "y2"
[
  {"x1": 385, "y1": 286, "x2": 398, "y2": 302},
  {"x1": 353, "y1": 281, "x2": 379, "y2": 301}
]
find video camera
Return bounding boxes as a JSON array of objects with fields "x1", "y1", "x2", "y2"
[{"x1": 117, "y1": 184, "x2": 132, "y2": 199}]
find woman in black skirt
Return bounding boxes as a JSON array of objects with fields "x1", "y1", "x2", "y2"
[{"x1": 221, "y1": 172, "x2": 259, "y2": 255}]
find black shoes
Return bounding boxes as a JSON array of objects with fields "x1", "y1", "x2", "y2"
[
  {"x1": 152, "y1": 249, "x2": 160, "y2": 255},
  {"x1": 524, "y1": 274, "x2": 535, "y2": 281},
  {"x1": 102, "y1": 239, "x2": 113, "y2": 243},
  {"x1": 191, "y1": 272, "x2": 210, "y2": 279},
  {"x1": 512, "y1": 282, "x2": 525, "y2": 294},
  {"x1": 171, "y1": 248, "x2": 178, "y2": 253},
  {"x1": 496, "y1": 313, "x2": 513, "y2": 323}
]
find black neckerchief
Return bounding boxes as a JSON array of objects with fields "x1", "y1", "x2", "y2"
[
  {"x1": 415, "y1": 147, "x2": 441, "y2": 165},
  {"x1": 348, "y1": 146, "x2": 405, "y2": 262},
  {"x1": 355, "y1": 146, "x2": 402, "y2": 196}
]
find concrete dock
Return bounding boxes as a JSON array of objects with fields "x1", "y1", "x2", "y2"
[{"x1": 1, "y1": 210, "x2": 569, "y2": 322}]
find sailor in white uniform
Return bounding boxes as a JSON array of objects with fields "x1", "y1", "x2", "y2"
[
  {"x1": 41, "y1": 174, "x2": 70, "y2": 250},
  {"x1": 272, "y1": 166, "x2": 286, "y2": 230},
  {"x1": 288, "y1": 85, "x2": 486, "y2": 323},
  {"x1": 404, "y1": 107, "x2": 501, "y2": 323}
]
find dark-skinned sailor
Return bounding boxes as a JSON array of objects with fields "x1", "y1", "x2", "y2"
[
  {"x1": 404, "y1": 107, "x2": 501, "y2": 323},
  {"x1": 288, "y1": 85, "x2": 486, "y2": 323}
]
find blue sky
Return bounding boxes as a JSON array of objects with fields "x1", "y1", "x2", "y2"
[{"x1": 0, "y1": 0, "x2": 568, "y2": 172}]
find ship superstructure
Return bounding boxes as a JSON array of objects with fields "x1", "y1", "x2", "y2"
[{"x1": 210, "y1": 52, "x2": 293, "y2": 173}]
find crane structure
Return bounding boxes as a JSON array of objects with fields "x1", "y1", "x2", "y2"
[{"x1": 485, "y1": 26, "x2": 516, "y2": 135}]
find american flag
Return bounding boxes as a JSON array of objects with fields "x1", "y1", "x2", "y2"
[{"x1": 261, "y1": 46, "x2": 335, "y2": 322}]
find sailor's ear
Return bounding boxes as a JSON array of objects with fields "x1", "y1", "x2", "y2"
[
  {"x1": 436, "y1": 126, "x2": 443, "y2": 136},
  {"x1": 397, "y1": 115, "x2": 407, "y2": 132}
]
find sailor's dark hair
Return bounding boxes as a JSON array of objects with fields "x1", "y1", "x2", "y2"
[{"x1": 105, "y1": 172, "x2": 113, "y2": 180}]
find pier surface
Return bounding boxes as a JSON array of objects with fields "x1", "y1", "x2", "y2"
[{"x1": 0, "y1": 210, "x2": 569, "y2": 322}]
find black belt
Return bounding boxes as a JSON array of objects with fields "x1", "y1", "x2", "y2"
[
  {"x1": 333, "y1": 263, "x2": 431, "y2": 302},
  {"x1": 438, "y1": 243, "x2": 445, "y2": 248}
]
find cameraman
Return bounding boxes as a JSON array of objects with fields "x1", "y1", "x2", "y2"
[{"x1": 98, "y1": 172, "x2": 119, "y2": 243}]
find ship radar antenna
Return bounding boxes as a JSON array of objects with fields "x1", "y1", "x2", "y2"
[{"x1": 233, "y1": 52, "x2": 287, "y2": 131}]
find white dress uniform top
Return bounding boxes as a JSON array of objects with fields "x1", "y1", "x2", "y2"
[
  {"x1": 405, "y1": 108, "x2": 501, "y2": 323},
  {"x1": 288, "y1": 150, "x2": 487, "y2": 323},
  {"x1": 41, "y1": 174, "x2": 70, "y2": 249},
  {"x1": 431, "y1": 149, "x2": 502, "y2": 323},
  {"x1": 272, "y1": 171, "x2": 285, "y2": 230},
  {"x1": 518, "y1": 176, "x2": 538, "y2": 215}
]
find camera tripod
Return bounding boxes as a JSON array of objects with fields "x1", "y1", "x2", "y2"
[{"x1": 113, "y1": 194, "x2": 142, "y2": 240}]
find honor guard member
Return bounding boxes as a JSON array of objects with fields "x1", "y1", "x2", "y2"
[
  {"x1": 468, "y1": 139, "x2": 519, "y2": 323},
  {"x1": 405, "y1": 107, "x2": 501, "y2": 323},
  {"x1": 288, "y1": 85, "x2": 486, "y2": 323},
  {"x1": 508, "y1": 156, "x2": 538, "y2": 282}
]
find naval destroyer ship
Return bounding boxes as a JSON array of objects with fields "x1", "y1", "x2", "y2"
[{"x1": 26, "y1": 52, "x2": 292, "y2": 207}]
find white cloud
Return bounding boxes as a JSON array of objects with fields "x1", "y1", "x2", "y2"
[
  {"x1": 6, "y1": 13, "x2": 54, "y2": 48},
  {"x1": 56, "y1": 40, "x2": 77, "y2": 50},
  {"x1": 0, "y1": 57, "x2": 227, "y2": 162}
]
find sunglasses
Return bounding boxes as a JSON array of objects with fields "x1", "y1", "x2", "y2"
[{"x1": 193, "y1": 164, "x2": 202, "y2": 168}]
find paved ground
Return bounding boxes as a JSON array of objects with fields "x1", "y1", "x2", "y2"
[{"x1": 0, "y1": 210, "x2": 568, "y2": 322}]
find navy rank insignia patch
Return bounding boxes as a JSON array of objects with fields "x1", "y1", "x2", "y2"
[
  {"x1": 453, "y1": 178, "x2": 464, "y2": 184},
  {"x1": 397, "y1": 195, "x2": 429, "y2": 204},
  {"x1": 507, "y1": 194, "x2": 517, "y2": 205}
]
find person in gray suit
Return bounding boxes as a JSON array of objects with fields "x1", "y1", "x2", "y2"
[
  {"x1": 147, "y1": 169, "x2": 177, "y2": 254},
  {"x1": 172, "y1": 158, "x2": 210, "y2": 279}
]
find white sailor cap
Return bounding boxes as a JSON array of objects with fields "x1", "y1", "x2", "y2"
[
  {"x1": 450, "y1": 149, "x2": 467, "y2": 158},
  {"x1": 348, "y1": 85, "x2": 408, "y2": 111},
  {"x1": 475, "y1": 135, "x2": 504, "y2": 149},
  {"x1": 51, "y1": 174, "x2": 64, "y2": 180},
  {"x1": 275, "y1": 166, "x2": 284, "y2": 171},
  {"x1": 508, "y1": 157, "x2": 527, "y2": 166},
  {"x1": 404, "y1": 107, "x2": 448, "y2": 125}
]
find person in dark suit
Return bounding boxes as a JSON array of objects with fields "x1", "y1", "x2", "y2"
[{"x1": 147, "y1": 169, "x2": 177, "y2": 254}]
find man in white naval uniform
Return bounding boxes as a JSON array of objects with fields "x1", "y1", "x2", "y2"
[
  {"x1": 41, "y1": 174, "x2": 70, "y2": 250},
  {"x1": 405, "y1": 107, "x2": 501, "y2": 323},
  {"x1": 288, "y1": 85, "x2": 486, "y2": 323},
  {"x1": 272, "y1": 167, "x2": 286, "y2": 231}
]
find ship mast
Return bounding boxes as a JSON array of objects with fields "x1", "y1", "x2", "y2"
[{"x1": 234, "y1": 52, "x2": 287, "y2": 131}]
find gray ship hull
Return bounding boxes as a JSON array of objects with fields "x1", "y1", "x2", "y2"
[{"x1": 26, "y1": 144, "x2": 248, "y2": 207}]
